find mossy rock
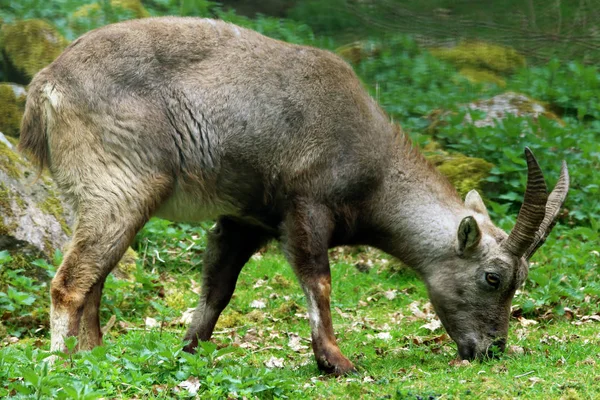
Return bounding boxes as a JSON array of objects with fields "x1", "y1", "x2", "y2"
[
  {"x1": 70, "y1": 0, "x2": 150, "y2": 33},
  {"x1": 0, "y1": 133, "x2": 26, "y2": 179},
  {"x1": 426, "y1": 150, "x2": 493, "y2": 198},
  {"x1": 0, "y1": 19, "x2": 69, "y2": 83},
  {"x1": 0, "y1": 133, "x2": 73, "y2": 258},
  {"x1": 429, "y1": 41, "x2": 525, "y2": 75},
  {"x1": 0, "y1": 84, "x2": 26, "y2": 138},
  {"x1": 426, "y1": 92, "x2": 563, "y2": 135},
  {"x1": 336, "y1": 41, "x2": 380, "y2": 65},
  {"x1": 465, "y1": 91, "x2": 563, "y2": 128}
]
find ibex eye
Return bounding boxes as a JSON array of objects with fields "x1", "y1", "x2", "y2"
[{"x1": 485, "y1": 273, "x2": 501, "y2": 288}]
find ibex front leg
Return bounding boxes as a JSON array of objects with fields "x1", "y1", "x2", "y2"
[
  {"x1": 282, "y1": 201, "x2": 356, "y2": 376},
  {"x1": 183, "y1": 218, "x2": 271, "y2": 352}
]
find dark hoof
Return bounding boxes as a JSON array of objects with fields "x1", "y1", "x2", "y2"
[
  {"x1": 317, "y1": 355, "x2": 357, "y2": 376},
  {"x1": 182, "y1": 342, "x2": 198, "y2": 354}
]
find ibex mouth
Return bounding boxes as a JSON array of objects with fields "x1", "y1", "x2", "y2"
[
  {"x1": 486, "y1": 338, "x2": 507, "y2": 359},
  {"x1": 458, "y1": 337, "x2": 507, "y2": 361}
]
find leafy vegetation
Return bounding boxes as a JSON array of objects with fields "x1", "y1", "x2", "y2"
[{"x1": 1, "y1": 1, "x2": 599, "y2": 399}]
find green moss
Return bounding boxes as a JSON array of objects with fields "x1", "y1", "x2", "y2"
[
  {"x1": 0, "y1": 181, "x2": 14, "y2": 217},
  {"x1": 458, "y1": 67, "x2": 506, "y2": 87},
  {"x1": 246, "y1": 310, "x2": 265, "y2": 323},
  {"x1": 13, "y1": 193, "x2": 25, "y2": 210},
  {"x1": 0, "y1": 218, "x2": 18, "y2": 236},
  {"x1": 0, "y1": 140, "x2": 24, "y2": 179},
  {"x1": 7, "y1": 253, "x2": 30, "y2": 270},
  {"x1": 71, "y1": 0, "x2": 150, "y2": 32},
  {"x1": 118, "y1": 247, "x2": 139, "y2": 276},
  {"x1": 426, "y1": 152, "x2": 493, "y2": 197},
  {"x1": 507, "y1": 93, "x2": 563, "y2": 124},
  {"x1": 430, "y1": 41, "x2": 526, "y2": 75},
  {"x1": 272, "y1": 273, "x2": 292, "y2": 289},
  {"x1": 38, "y1": 190, "x2": 70, "y2": 235},
  {"x1": 43, "y1": 236, "x2": 55, "y2": 256},
  {"x1": 164, "y1": 287, "x2": 185, "y2": 309},
  {"x1": 5, "y1": 135, "x2": 19, "y2": 147},
  {"x1": 0, "y1": 19, "x2": 69, "y2": 81},
  {"x1": 0, "y1": 84, "x2": 26, "y2": 137},
  {"x1": 215, "y1": 310, "x2": 245, "y2": 329},
  {"x1": 274, "y1": 300, "x2": 304, "y2": 318}
]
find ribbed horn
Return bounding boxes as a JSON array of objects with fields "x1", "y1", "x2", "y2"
[
  {"x1": 502, "y1": 148, "x2": 548, "y2": 257},
  {"x1": 524, "y1": 161, "x2": 569, "y2": 260}
]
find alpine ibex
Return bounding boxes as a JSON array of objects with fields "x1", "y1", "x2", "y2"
[{"x1": 19, "y1": 17, "x2": 569, "y2": 375}]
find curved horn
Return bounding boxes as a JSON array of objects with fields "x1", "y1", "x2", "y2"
[
  {"x1": 524, "y1": 161, "x2": 569, "y2": 260},
  {"x1": 502, "y1": 148, "x2": 548, "y2": 257}
]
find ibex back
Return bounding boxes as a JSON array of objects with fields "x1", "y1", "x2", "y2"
[{"x1": 19, "y1": 17, "x2": 568, "y2": 375}]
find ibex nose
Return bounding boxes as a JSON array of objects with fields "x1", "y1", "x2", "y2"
[{"x1": 457, "y1": 340, "x2": 477, "y2": 361}]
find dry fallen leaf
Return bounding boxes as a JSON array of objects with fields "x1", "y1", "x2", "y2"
[
  {"x1": 253, "y1": 279, "x2": 267, "y2": 289},
  {"x1": 420, "y1": 318, "x2": 442, "y2": 332},
  {"x1": 375, "y1": 332, "x2": 392, "y2": 340},
  {"x1": 408, "y1": 301, "x2": 427, "y2": 320},
  {"x1": 178, "y1": 308, "x2": 196, "y2": 325},
  {"x1": 563, "y1": 307, "x2": 575, "y2": 320},
  {"x1": 250, "y1": 299, "x2": 267, "y2": 309},
  {"x1": 414, "y1": 333, "x2": 449, "y2": 346},
  {"x1": 528, "y1": 376, "x2": 544, "y2": 385},
  {"x1": 6, "y1": 336, "x2": 19, "y2": 344},
  {"x1": 508, "y1": 345, "x2": 524, "y2": 355},
  {"x1": 581, "y1": 314, "x2": 600, "y2": 322},
  {"x1": 288, "y1": 334, "x2": 309, "y2": 352},
  {"x1": 265, "y1": 356, "x2": 284, "y2": 369},
  {"x1": 190, "y1": 279, "x2": 202, "y2": 295},
  {"x1": 518, "y1": 317, "x2": 538, "y2": 327},
  {"x1": 383, "y1": 290, "x2": 397, "y2": 300},
  {"x1": 449, "y1": 359, "x2": 470, "y2": 367},
  {"x1": 101, "y1": 315, "x2": 117, "y2": 335},
  {"x1": 334, "y1": 307, "x2": 352, "y2": 319},
  {"x1": 178, "y1": 376, "x2": 200, "y2": 395},
  {"x1": 145, "y1": 317, "x2": 160, "y2": 329}
]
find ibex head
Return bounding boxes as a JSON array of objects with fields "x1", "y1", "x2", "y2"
[{"x1": 424, "y1": 148, "x2": 569, "y2": 360}]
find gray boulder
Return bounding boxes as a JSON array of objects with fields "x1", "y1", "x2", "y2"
[{"x1": 0, "y1": 131, "x2": 73, "y2": 259}]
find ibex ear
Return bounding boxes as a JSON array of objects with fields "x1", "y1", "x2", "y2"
[
  {"x1": 465, "y1": 190, "x2": 489, "y2": 217},
  {"x1": 457, "y1": 216, "x2": 482, "y2": 256}
]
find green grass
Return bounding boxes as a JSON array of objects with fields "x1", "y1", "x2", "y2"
[
  {"x1": 1, "y1": 246, "x2": 599, "y2": 399},
  {"x1": 1, "y1": 2, "x2": 599, "y2": 398}
]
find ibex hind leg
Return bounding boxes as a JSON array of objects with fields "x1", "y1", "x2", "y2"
[
  {"x1": 183, "y1": 217, "x2": 271, "y2": 352},
  {"x1": 281, "y1": 200, "x2": 356, "y2": 376},
  {"x1": 49, "y1": 174, "x2": 171, "y2": 354}
]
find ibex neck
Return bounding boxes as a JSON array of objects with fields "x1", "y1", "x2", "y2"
[{"x1": 368, "y1": 138, "x2": 466, "y2": 272}]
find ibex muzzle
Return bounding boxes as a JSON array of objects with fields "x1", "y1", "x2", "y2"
[{"x1": 18, "y1": 17, "x2": 569, "y2": 375}]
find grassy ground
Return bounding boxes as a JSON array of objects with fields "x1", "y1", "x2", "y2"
[
  {"x1": 1, "y1": 241, "x2": 599, "y2": 399},
  {"x1": 1, "y1": 3, "x2": 599, "y2": 398}
]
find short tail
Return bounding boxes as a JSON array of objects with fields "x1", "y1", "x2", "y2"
[{"x1": 18, "y1": 81, "x2": 51, "y2": 172}]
